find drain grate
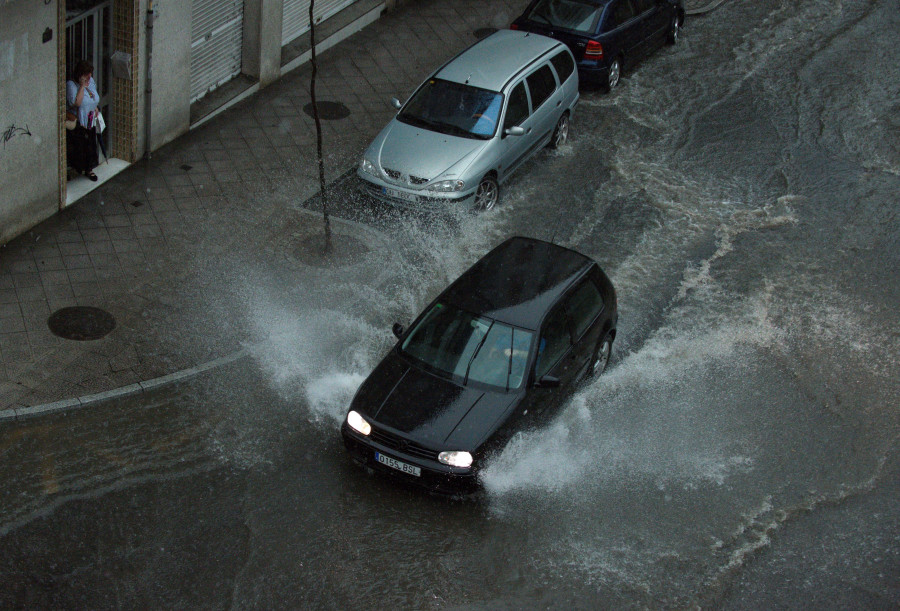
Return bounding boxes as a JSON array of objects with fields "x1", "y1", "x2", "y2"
[
  {"x1": 474, "y1": 27, "x2": 498, "y2": 39},
  {"x1": 48, "y1": 306, "x2": 117, "y2": 341},
  {"x1": 303, "y1": 101, "x2": 351, "y2": 120}
]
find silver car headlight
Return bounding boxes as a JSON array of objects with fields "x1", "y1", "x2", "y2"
[
  {"x1": 438, "y1": 450, "x2": 473, "y2": 468},
  {"x1": 426, "y1": 179, "x2": 465, "y2": 192},
  {"x1": 359, "y1": 157, "x2": 379, "y2": 178}
]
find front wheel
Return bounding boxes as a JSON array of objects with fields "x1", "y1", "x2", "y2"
[
  {"x1": 474, "y1": 175, "x2": 499, "y2": 211},
  {"x1": 549, "y1": 113, "x2": 569, "y2": 149},
  {"x1": 589, "y1": 334, "x2": 613, "y2": 377}
]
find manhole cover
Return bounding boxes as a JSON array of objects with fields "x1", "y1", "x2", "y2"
[
  {"x1": 48, "y1": 306, "x2": 116, "y2": 341},
  {"x1": 474, "y1": 27, "x2": 498, "y2": 39},
  {"x1": 302, "y1": 101, "x2": 351, "y2": 120}
]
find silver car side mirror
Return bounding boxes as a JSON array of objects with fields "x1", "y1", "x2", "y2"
[
  {"x1": 504, "y1": 126, "x2": 526, "y2": 136},
  {"x1": 390, "y1": 97, "x2": 402, "y2": 110}
]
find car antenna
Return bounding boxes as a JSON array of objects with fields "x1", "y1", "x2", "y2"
[{"x1": 465, "y1": 72, "x2": 472, "y2": 84}]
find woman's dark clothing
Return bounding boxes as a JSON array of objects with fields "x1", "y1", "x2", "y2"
[
  {"x1": 66, "y1": 125, "x2": 99, "y2": 174},
  {"x1": 65, "y1": 76, "x2": 100, "y2": 176}
]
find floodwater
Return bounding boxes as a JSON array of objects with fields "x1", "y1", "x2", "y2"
[{"x1": 1, "y1": 0, "x2": 898, "y2": 607}]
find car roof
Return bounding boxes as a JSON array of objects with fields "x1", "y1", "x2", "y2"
[
  {"x1": 440, "y1": 237, "x2": 595, "y2": 330},
  {"x1": 435, "y1": 29, "x2": 565, "y2": 92}
]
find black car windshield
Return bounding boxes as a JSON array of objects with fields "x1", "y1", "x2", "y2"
[
  {"x1": 398, "y1": 79, "x2": 502, "y2": 140},
  {"x1": 526, "y1": 0, "x2": 604, "y2": 34},
  {"x1": 400, "y1": 303, "x2": 534, "y2": 391}
]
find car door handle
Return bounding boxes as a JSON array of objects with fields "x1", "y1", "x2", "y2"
[
  {"x1": 556, "y1": 100, "x2": 561, "y2": 107},
  {"x1": 526, "y1": 128, "x2": 532, "y2": 134}
]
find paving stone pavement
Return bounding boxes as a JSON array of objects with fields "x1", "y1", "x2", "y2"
[{"x1": 0, "y1": 0, "x2": 531, "y2": 418}]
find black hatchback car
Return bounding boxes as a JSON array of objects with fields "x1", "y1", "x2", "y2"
[
  {"x1": 341, "y1": 237, "x2": 618, "y2": 494},
  {"x1": 511, "y1": 0, "x2": 685, "y2": 90}
]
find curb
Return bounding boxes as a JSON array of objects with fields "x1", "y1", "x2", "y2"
[
  {"x1": 1, "y1": 172, "x2": 395, "y2": 424},
  {"x1": 0, "y1": 349, "x2": 251, "y2": 423}
]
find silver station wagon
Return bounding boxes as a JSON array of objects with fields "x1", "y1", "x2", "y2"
[{"x1": 358, "y1": 30, "x2": 579, "y2": 211}]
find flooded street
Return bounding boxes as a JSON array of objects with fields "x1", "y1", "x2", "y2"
[{"x1": 1, "y1": 0, "x2": 898, "y2": 607}]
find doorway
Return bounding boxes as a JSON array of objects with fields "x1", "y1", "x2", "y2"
[{"x1": 65, "y1": 0, "x2": 112, "y2": 157}]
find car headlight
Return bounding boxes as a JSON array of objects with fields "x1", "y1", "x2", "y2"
[
  {"x1": 426, "y1": 179, "x2": 465, "y2": 192},
  {"x1": 438, "y1": 450, "x2": 473, "y2": 468},
  {"x1": 359, "y1": 157, "x2": 379, "y2": 177},
  {"x1": 347, "y1": 410, "x2": 371, "y2": 436}
]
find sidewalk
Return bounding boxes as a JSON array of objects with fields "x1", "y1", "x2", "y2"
[
  {"x1": 0, "y1": 0, "x2": 529, "y2": 420},
  {"x1": 0, "y1": 0, "x2": 723, "y2": 421}
]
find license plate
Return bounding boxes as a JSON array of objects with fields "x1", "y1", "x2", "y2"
[
  {"x1": 383, "y1": 187, "x2": 418, "y2": 203},
  {"x1": 375, "y1": 452, "x2": 421, "y2": 477}
]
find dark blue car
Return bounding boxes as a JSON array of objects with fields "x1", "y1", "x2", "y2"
[{"x1": 511, "y1": 0, "x2": 685, "y2": 90}]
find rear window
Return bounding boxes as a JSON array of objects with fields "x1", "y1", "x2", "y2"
[
  {"x1": 525, "y1": 0, "x2": 604, "y2": 34},
  {"x1": 526, "y1": 65, "x2": 557, "y2": 111},
  {"x1": 549, "y1": 50, "x2": 575, "y2": 84}
]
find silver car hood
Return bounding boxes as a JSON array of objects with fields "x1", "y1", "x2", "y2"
[{"x1": 374, "y1": 120, "x2": 487, "y2": 182}]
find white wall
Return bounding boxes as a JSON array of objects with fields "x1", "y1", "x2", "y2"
[
  {"x1": 0, "y1": 0, "x2": 61, "y2": 244},
  {"x1": 146, "y1": 0, "x2": 192, "y2": 151}
]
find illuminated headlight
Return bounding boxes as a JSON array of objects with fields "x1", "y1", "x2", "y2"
[
  {"x1": 438, "y1": 451, "x2": 473, "y2": 468},
  {"x1": 346, "y1": 410, "x2": 371, "y2": 436},
  {"x1": 359, "y1": 157, "x2": 379, "y2": 177},
  {"x1": 427, "y1": 179, "x2": 465, "y2": 192}
]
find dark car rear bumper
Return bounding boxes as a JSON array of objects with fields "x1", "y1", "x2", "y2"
[
  {"x1": 576, "y1": 60, "x2": 613, "y2": 84},
  {"x1": 342, "y1": 423, "x2": 479, "y2": 495}
]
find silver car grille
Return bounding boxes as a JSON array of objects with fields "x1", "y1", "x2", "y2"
[{"x1": 382, "y1": 166, "x2": 429, "y2": 186}]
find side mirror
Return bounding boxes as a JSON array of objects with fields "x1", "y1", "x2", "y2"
[
  {"x1": 504, "y1": 126, "x2": 526, "y2": 137},
  {"x1": 390, "y1": 97, "x2": 402, "y2": 110},
  {"x1": 392, "y1": 323, "x2": 405, "y2": 339},
  {"x1": 535, "y1": 375, "x2": 560, "y2": 388}
]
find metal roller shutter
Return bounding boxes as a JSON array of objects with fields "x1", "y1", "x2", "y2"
[
  {"x1": 191, "y1": 0, "x2": 244, "y2": 102},
  {"x1": 282, "y1": 0, "x2": 356, "y2": 46}
]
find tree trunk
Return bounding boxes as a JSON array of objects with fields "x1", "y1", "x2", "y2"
[{"x1": 309, "y1": 0, "x2": 332, "y2": 254}]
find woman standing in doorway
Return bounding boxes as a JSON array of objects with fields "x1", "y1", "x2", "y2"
[{"x1": 66, "y1": 60, "x2": 100, "y2": 181}]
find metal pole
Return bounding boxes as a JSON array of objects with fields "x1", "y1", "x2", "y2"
[{"x1": 145, "y1": 0, "x2": 155, "y2": 159}]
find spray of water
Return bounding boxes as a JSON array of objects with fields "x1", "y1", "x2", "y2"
[{"x1": 241, "y1": 205, "x2": 505, "y2": 426}]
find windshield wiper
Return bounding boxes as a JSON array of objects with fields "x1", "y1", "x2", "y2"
[
  {"x1": 463, "y1": 322, "x2": 494, "y2": 385},
  {"x1": 399, "y1": 114, "x2": 439, "y2": 131},
  {"x1": 429, "y1": 121, "x2": 476, "y2": 138}
]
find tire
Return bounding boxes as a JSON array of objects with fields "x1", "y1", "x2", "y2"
[
  {"x1": 589, "y1": 334, "x2": 613, "y2": 377},
  {"x1": 605, "y1": 58, "x2": 622, "y2": 92},
  {"x1": 549, "y1": 113, "x2": 570, "y2": 149},
  {"x1": 474, "y1": 175, "x2": 499, "y2": 211},
  {"x1": 667, "y1": 15, "x2": 682, "y2": 45}
]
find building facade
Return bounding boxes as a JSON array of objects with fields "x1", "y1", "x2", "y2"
[{"x1": 0, "y1": 0, "x2": 387, "y2": 245}]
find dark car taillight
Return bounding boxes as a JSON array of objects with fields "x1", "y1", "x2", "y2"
[
  {"x1": 584, "y1": 40, "x2": 603, "y2": 60},
  {"x1": 510, "y1": 23, "x2": 519, "y2": 30}
]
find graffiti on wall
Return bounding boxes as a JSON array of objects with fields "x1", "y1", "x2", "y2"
[{"x1": 2, "y1": 124, "x2": 32, "y2": 149}]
